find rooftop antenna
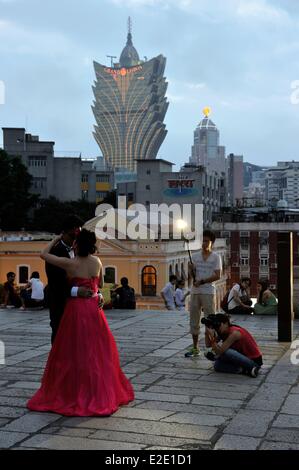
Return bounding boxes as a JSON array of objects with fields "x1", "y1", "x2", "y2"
[
  {"x1": 106, "y1": 55, "x2": 117, "y2": 67},
  {"x1": 128, "y1": 16, "x2": 132, "y2": 35}
]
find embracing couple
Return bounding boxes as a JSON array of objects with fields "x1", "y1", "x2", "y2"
[{"x1": 27, "y1": 216, "x2": 134, "y2": 416}]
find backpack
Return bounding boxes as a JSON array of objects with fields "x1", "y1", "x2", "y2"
[
  {"x1": 220, "y1": 290, "x2": 231, "y2": 312},
  {"x1": 220, "y1": 285, "x2": 237, "y2": 313}
]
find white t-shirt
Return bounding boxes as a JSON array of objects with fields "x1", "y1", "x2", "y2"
[
  {"x1": 191, "y1": 250, "x2": 222, "y2": 295},
  {"x1": 30, "y1": 278, "x2": 44, "y2": 300},
  {"x1": 227, "y1": 283, "x2": 245, "y2": 310},
  {"x1": 161, "y1": 282, "x2": 176, "y2": 308},
  {"x1": 175, "y1": 288, "x2": 187, "y2": 310}
]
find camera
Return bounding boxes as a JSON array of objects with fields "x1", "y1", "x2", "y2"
[{"x1": 201, "y1": 314, "x2": 222, "y2": 330}]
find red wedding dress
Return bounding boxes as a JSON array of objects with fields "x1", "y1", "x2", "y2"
[{"x1": 27, "y1": 277, "x2": 134, "y2": 416}]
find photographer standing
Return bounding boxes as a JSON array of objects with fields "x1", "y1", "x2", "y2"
[
  {"x1": 184, "y1": 230, "x2": 221, "y2": 358},
  {"x1": 204, "y1": 313, "x2": 263, "y2": 377}
]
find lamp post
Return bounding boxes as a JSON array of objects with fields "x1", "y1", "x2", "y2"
[
  {"x1": 177, "y1": 219, "x2": 196, "y2": 282},
  {"x1": 277, "y1": 231, "x2": 293, "y2": 342}
]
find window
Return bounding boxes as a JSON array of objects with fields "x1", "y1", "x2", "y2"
[
  {"x1": 260, "y1": 256, "x2": 269, "y2": 266},
  {"x1": 142, "y1": 266, "x2": 156, "y2": 296},
  {"x1": 146, "y1": 185, "x2": 150, "y2": 190},
  {"x1": 96, "y1": 191, "x2": 108, "y2": 199},
  {"x1": 28, "y1": 156, "x2": 47, "y2": 167},
  {"x1": 259, "y1": 232, "x2": 269, "y2": 251},
  {"x1": 104, "y1": 267, "x2": 116, "y2": 284},
  {"x1": 96, "y1": 174, "x2": 110, "y2": 183},
  {"x1": 82, "y1": 190, "x2": 88, "y2": 200},
  {"x1": 240, "y1": 236, "x2": 249, "y2": 250},
  {"x1": 18, "y1": 266, "x2": 29, "y2": 284},
  {"x1": 81, "y1": 174, "x2": 89, "y2": 183},
  {"x1": 146, "y1": 169, "x2": 151, "y2": 175},
  {"x1": 32, "y1": 177, "x2": 46, "y2": 189},
  {"x1": 240, "y1": 257, "x2": 249, "y2": 266}
]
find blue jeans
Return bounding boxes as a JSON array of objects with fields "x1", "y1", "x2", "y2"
[{"x1": 214, "y1": 348, "x2": 259, "y2": 374}]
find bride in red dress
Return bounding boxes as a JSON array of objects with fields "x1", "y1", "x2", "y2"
[{"x1": 27, "y1": 229, "x2": 134, "y2": 416}]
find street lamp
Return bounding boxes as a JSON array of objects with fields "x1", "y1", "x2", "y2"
[{"x1": 176, "y1": 219, "x2": 196, "y2": 281}]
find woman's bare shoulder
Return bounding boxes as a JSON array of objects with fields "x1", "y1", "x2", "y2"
[{"x1": 91, "y1": 255, "x2": 102, "y2": 267}]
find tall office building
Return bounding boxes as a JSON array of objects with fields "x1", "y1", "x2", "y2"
[
  {"x1": 189, "y1": 108, "x2": 226, "y2": 174},
  {"x1": 92, "y1": 18, "x2": 168, "y2": 172},
  {"x1": 227, "y1": 153, "x2": 244, "y2": 206}
]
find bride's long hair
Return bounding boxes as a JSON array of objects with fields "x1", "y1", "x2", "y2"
[{"x1": 75, "y1": 229, "x2": 97, "y2": 257}]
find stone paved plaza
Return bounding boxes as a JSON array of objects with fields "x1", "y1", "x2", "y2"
[{"x1": 0, "y1": 307, "x2": 299, "y2": 450}]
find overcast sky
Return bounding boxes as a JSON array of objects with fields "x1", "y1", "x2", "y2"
[{"x1": 1, "y1": 0, "x2": 299, "y2": 168}]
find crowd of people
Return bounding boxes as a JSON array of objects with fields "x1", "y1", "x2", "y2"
[
  {"x1": 0, "y1": 221, "x2": 277, "y2": 417},
  {"x1": 1, "y1": 271, "x2": 45, "y2": 310}
]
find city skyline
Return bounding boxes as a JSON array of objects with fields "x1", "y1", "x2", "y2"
[{"x1": 1, "y1": 0, "x2": 299, "y2": 169}]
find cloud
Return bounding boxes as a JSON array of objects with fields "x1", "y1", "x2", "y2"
[
  {"x1": 107, "y1": 0, "x2": 291, "y2": 24},
  {"x1": 236, "y1": 0, "x2": 289, "y2": 23},
  {"x1": 185, "y1": 82, "x2": 206, "y2": 90},
  {"x1": 166, "y1": 93, "x2": 184, "y2": 103}
]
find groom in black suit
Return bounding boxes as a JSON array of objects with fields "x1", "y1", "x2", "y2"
[{"x1": 46, "y1": 215, "x2": 93, "y2": 344}]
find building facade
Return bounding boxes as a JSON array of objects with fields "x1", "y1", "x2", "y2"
[
  {"x1": 117, "y1": 159, "x2": 224, "y2": 226},
  {"x1": 227, "y1": 153, "x2": 244, "y2": 206},
  {"x1": 0, "y1": 231, "x2": 228, "y2": 310},
  {"x1": 92, "y1": 21, "x2": 168, "y2": 172},
  {"x1": 212, "y1": 219, "x2": 299, "y2": 314},
  {"x1": 189, "y1": 110, "x2": 226, "y2": 175},
  {"x1": 265, "y1": 161, "x2": 299, "y2": 208},
  {"x1": 2, "y1": 128, "x2": 114, "y2": 204}
]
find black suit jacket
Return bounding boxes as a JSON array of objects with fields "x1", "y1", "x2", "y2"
[{"x1": 45, "y1": 241, "x2": 71, "y2": 306}]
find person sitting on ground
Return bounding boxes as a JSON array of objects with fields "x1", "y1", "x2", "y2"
[
  {"x1": 161, "y1": 275, "x2": 177, "y2": 310},
  {"x1": 254, "y1": 279, "x2": 278, "y2": 315},
  {"x1": 205, "y1": 313, "x2": 263, "y2": 377},
  {"x1": 227, "y1": 277, "x2": 254, "y2": 315},
  {"x1": 112, "y1": 277, "x2": 136, "y2": 309},
  {"x1": 2, "y1": 272, "x2": 22, "y2": 308},
  {"x1": 175, "y1": 279, "x2": 190, "y2": 311},
  {"x1": 20, "y1": 272, "x2": 45, "y2": 310}
]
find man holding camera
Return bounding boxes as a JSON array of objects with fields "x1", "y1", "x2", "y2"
[
  {"x1": 184, "y1": 230, "x2": 221, "y2": 358},
  {"x1": 204, "y1": 313, "x2": 263, "y2": 377}
]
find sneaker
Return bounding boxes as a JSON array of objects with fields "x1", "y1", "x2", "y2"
[
  {"x1": 204, "y1": 351, "x2": 216, "y2": 361},
  {"x1": 184, "y1": 347, "x2": 200, "y2": 358},
  {"x1": 250, "y1": 366, "x2": 260, "y2": 378}
]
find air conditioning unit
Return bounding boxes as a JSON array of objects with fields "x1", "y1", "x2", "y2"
[
  {"x1": 271, "y1": 263, "x2": 277, "y2": 268},
  {"x1": 232, "y1": 262, "x2": 239, "y2": 267},
  {"x1": 270, "y1": 284, "x2": 276, "y2": 290}
]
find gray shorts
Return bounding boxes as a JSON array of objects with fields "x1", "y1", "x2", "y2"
[{"x1": 189, "y1": 293, "x2": 216, "y2": 336}]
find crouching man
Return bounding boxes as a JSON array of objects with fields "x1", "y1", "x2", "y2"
[{"x1": 203, "y1": 313, "x2": 263, "y2": 378}]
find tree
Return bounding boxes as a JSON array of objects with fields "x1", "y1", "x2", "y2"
[
  {"x1": 101, "y1": 190, "x2": 117, "y2": 208},
  {"x1": 0, "y1": 149, "x2": 37, "y2": 230},
  {"x1": 30, "y1": 197, "x2": 97, "y2": 233}
]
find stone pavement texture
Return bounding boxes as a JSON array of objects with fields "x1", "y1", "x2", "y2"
[{"x1": 0, "y1": 307, "x2": 299, "y2": 450}]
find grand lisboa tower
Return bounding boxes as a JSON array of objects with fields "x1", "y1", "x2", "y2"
[{"x1": 92, "y1": 18, "x2": 169, "y2": 172}]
